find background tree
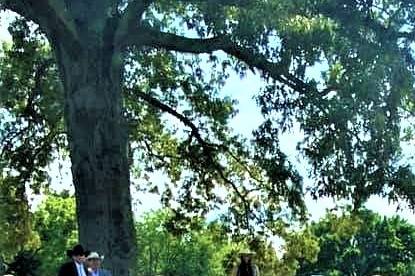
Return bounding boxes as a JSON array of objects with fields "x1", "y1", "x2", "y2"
[
  {"x1": 0, "y1": 176, "x2": 40, "y2": 262},
  {"x1": 32, "y1": 191, "x2": 78, "y2": 276},
  {"x1": 136, "y1": 209, "x2": 319, "y2": 276},
  {"x1": 5, "y1": 250, "x2": 41, "y2": 276},
  {"x1": 0, "y1": 17, "x2": 62, "y2": 264},
  {"x1": 298, "y1": 209, "x2": 415, "y2": 275},
  {"x1": 1, "y1": 1, "x2": 415, "y2": 275},
  {"x1": 136, "y1": 210, "x2": 231, "y2": 276}
]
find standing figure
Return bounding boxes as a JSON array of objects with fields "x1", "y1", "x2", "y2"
[
  {"x1": 58, "y1": 244, "x2": 88, "y2": 276},
  {"x1": 86, "y1": 252, "x2": 112, "y2": 276},
  {"x1": 236, "y1": 249, "x2": 260, "y2": 276}
]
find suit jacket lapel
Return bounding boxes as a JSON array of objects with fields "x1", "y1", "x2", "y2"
[
  {"x1": 72, "y1": 262, "x2": 78, "y2": 276},
  {"x1": 72, "y1": 261, "x2": 88, "y2": 276}
]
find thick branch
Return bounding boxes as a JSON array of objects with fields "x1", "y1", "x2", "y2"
[
  {"x1": 398, "y1": 31, "x2": 415, "y2": 40},
  {"x1": 138, "y1": 27, "x2": 326, "y2": 94},
  {"x1": 0, "y1": 0, "x2": 30, "y2": 17},
  {"x1": 0, "y1": 0, "x2": 80, "y2": 52},
  {"x1": 179, "y1": 0, "x2": 249, "y2": 6},
  {"x1": 139, "y1": 27, "x2": 226, "y2": 53},
  {"x1": 116, "y1": 0, "x2": 153, "y2": 47}
]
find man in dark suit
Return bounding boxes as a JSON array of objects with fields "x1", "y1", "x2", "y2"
[{"x1": 58, "y1": 244, "x2": 88, "y2": 276}]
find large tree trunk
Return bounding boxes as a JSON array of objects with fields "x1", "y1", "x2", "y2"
[
  {"x1": 52, "y1": 28, "x2": 136, "y2": 276},
  {"x1": 3, "y1": 0, "x2": 139, "y2": 275}
]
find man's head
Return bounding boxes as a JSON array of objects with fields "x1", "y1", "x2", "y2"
[
  {"x1": 86, "y1": 252, "x2": 104, "y2": 271},
  {"x1": 72, "y1": 254, "x2": 86, "y2": 264},
  {"x1": 67, "y1": 244, "x2": 87, "y2": 263},
  {"x1": 239, "y1": 249, "x2": 256, "y2": 263},
  {"x1": 242, "y1": 254, "x2": 251, "y2": 263}
]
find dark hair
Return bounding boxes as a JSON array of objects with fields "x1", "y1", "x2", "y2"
[
  {"x1": 66, "y1": 244, "x2": 86, "y2": 257},
  {"x1": 237, "y1": 256, "x2": 254, "y2": 276}
]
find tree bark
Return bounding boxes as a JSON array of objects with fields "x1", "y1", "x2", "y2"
[
  {"x1": 1, "y1": 1, "x2": 137, "y2": 275},
  {"x1": 51, "y1": 27, "x2": 136, "y2": 276}
]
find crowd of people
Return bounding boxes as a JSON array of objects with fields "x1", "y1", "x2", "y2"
[
  {"x1": 58, "y1": 245, "x2": 111, "y2": 276},
  {"x1": 59, "y1": 244, "x2": 259, "y2": 276}
]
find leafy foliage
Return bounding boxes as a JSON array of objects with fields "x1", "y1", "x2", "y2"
[
  {"x1": 298, "y1": 209, "x2": 415, "y2": 275},
  {"x1": 0, "y1": 20, "x2": 65, "y2": 266},
  {"x1": 14, "y1": 191, "x2": 415, "y2": 276},
  {"x1": 146, "y1": 0, "x2": 415, "y2": 209},
  {"x1": 5, "y1": 250, "x2": 41, "y2": 276},
  {"x1": 129, "y1": 0, "x2": 415, "y2": 223},
  {"x1": 26, "y1": 195, "x2": 319, "y2": 276},
  {"x1": 0, "y1": 19, "x2": 64, "y2": 191},
  {"x1": 0, "y1": 192, "x2": 76, "y2": 276},
  {"x1": 134, "y1": 209, "x2": 319, "y2": 276},
  {"x1": 251, "y1": 0, "x2": 415, "y2": 207},
  {"x1": 135, "y1": 210, "x2": 231, "y2": 276},
  {"x1": 32, "y1": 191, "x2": 78, "y2": 276},
  {"x1": 0, "y1": 15, "x2": 305, "y2": 236},
  {"x1": 0, "y1": 176, "x2": 39, "y2": 262},
  {"x1": 1, "y1": 2, "x2": 415, "y2": 273}
]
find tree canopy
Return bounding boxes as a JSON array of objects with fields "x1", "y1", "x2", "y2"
[
  {"x1": 0, "y1": 0, "x2": 415, "y2": 274},
  {"x1": 298, "y1": 209, "x2": 415, "y2": 275}
]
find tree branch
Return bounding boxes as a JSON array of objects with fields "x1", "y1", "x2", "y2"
[
  {"x1": 134, "y1": 89, "x2": 257, "y2": 231},
  {"x1": 116, "y1": 0, "x2": 153, "y2": 47},
  {"x1": 178, "y1": 0, "x2": 249, "y2": 6},
  {"x1": 0, "y1": 0, "x2": 29, "y2": 17},
  {"x1": 0, "y1": 0, "x2": 80, "y2": 52},
  {"x1": 139, "y1": 27, "x2": 226, "y2": 53},
  {"x1": 134, "y1": 89, "x2": 214, "y2": 148},
  {"x1": 138, "y1": 27, "x2": 330, "y2": 95},
  {"x1": 398, "y1": 31, "x2": 415, "y2": 40}
]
